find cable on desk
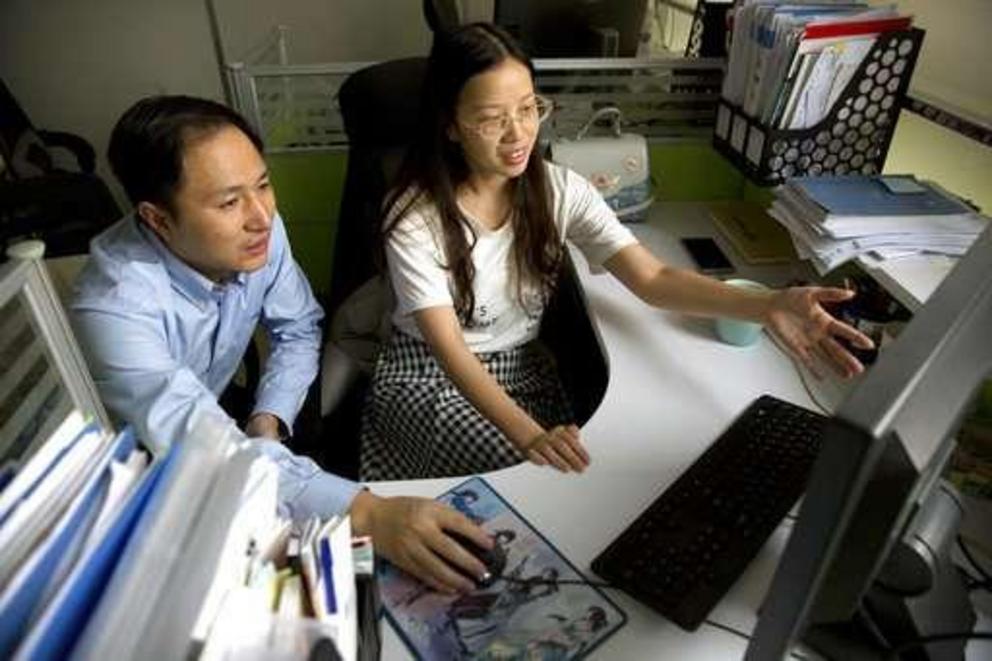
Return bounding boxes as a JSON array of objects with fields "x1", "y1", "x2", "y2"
[
  {"x1": 503, "y1": 578, "x2": 814, "y2": 659},
  {"x1": 501, "y1": 576, "x2": 615, "y2": 590},
  {"x1": 957, "y1": 535, "x2": 992, "y2": 584},
  {"x1": 700, "y1": 619, "x2": 811, "y2": 660},
  {"x1": 969, "y1": 580, "x2": 992, "y2": 594},
  {"x1": 765, "y1": 330, "x2": 833, "y2": 415},
  {"x1": 883, "y1": 631, "x2": 992, "y2": 660}
]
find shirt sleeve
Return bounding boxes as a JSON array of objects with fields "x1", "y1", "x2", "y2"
[
  {"x1": 254, "y1": 216, "x2": 325, "y2": 429},
  {"x1": 72, "y1": 292, "x2": 230, "y2": 456},
  {"x1": 560, "y1": 167, "x2": 639, "y2": 267},
  {"x1": 252, "y1": 439, "x2": 362, "y2": 521},
  {"x1": 385, "y1": 208, "x2": 455, "y2": 316},
  {"x1": 71, "y1": 287, "x2": 359, "y2": 523}
]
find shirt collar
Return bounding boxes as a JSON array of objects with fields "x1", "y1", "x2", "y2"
[{"x1": 135, "y1": 216, "x2": 247, "y2": 306}]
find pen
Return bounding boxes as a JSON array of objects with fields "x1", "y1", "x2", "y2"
[{"x1": 319, "y1": 537, "x2": 337, "y2": 614}]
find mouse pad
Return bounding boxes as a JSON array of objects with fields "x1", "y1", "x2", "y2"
[{"x1": 377, "y1": 476, "x2": 627, "y2": 660}]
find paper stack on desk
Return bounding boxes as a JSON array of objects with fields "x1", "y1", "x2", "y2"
[{"x1": 768, "y1": 174, "x2": 988, "y2": 274}]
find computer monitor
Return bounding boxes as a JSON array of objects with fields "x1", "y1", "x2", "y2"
[
  {"x1": 746, "y1": 222, "x2": 992, "y2": 660},
  {"x1": 494, "y1": 0, "x2": 648, "y2": 58}
]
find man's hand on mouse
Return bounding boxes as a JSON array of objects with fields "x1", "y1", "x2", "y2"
[{"x1": 350, "y1": 491, "x2": 493, "y2": 594}]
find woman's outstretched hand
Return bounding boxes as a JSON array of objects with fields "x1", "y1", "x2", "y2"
[{"x1": 764, "y1": 286, "x2": 875, "y2": 378}]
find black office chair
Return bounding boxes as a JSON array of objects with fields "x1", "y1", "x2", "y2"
[
  {"x1": 422, "y1": 0, "x2": 461, "y2": 34},
  {"x1": 0, "y1": 78, "x2": 121, "y2": 260},
  {"x1": 314, "y1": 58, "x2": 609, "y2": 479},
  {"x1": 326, "y1": 58, "x2": 428, "y2": 316}
]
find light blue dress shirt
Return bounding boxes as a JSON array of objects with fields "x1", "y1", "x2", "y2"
[{"x1": 71, "y1": 213, "x2": 361, "y2": 521}]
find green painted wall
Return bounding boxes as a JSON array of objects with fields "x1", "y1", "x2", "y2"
[
  {"x1": 268, "y1": 151, "x2": 349, "y2": 296},
  {"x1": 648, "y1": 141, "x2": 744, "y2": 201},
  {"x1": 269, "y1": 142, "x2": 748, "y2": 294}
]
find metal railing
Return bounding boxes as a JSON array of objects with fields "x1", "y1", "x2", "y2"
[{"x1": 226, "y1": 57, "x2": 725, "y2": 153}]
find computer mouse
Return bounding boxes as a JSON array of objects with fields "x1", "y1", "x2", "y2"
[{"x1": 445, "y1": 531, "x2": 507, "y2": 588}]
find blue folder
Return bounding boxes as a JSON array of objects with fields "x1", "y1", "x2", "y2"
[
  {"x1": 793, "y1": 175, "x2": 972, "y2": 217},
  {"x1": 0, "y1": 430, "x2": 175, "y2": 661},
  {"x1": 14, "y1": 446, "x2": 174, "y2": 661},
  {"x1": 0, "y1": 427, "x2": 120, "y2": 658}
]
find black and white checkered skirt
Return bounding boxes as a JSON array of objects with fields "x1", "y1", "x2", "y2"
[{"x1": 359, "y1": 331, "x2": 574, "y2": 480}]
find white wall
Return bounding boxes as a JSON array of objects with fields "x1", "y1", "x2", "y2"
[
  {"x1": 885, "y1": 0, "x2": 992, "y2": 121},
  {"x1": 213, "y1": 0, "x2": 432, "y2": 65},
  {"x1": 0, "y1": 0, "x2": 223, "y2": 204},
  {"x1": 0, "y1": 0, "x2": 435, "y2": 206},
  {"x1": 872, "y1": 0, "x2": 992, "y2": 212}
]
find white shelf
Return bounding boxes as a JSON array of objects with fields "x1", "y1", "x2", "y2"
[{"x1": 856, "y1": 253, "x2": 957, "y2": 311}]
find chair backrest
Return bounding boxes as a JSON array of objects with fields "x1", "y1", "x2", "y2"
[
  {"x1": 327, "y1": 58, "x2": 428, "y2": 316},
  {"x1": 422, "y1": 0, "x2": 462, "y2": 33},
  {"x1": 0, "y1": 78, "x2": 118, "y2": 260},
  {"x1": 0, "y1": 79, "x2": 52, "y2": 179}
]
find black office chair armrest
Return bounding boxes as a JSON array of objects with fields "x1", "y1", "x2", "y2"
[
  {"x1": 539, "y1": 253, "x2": 610, "y2": 427},
  {"x1": 37, "y1": 130, "x2": 97, "y2": 173}
]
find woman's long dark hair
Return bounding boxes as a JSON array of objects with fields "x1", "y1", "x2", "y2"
[{"x1": 381, "y1": 22, "x2": 561, "y2": 325}]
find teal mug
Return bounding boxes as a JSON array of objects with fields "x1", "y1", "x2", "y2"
[{"x1": 715, "y1": 279, "x2": 769, "y2": 347}]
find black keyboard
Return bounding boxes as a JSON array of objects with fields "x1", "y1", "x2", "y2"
[{"x1": 591, "y1": 394, "x2": 827, "y2": 631}]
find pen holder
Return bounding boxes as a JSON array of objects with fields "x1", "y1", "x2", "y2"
[{"x1": 713, "y1": 28, "x2": 924, "y2": 186}]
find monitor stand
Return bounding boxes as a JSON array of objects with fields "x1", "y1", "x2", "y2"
[{"x1": 803, "y1": 482, "x2": 977, "y2": 661}]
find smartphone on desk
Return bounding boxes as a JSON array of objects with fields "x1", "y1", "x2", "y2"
[{"x1": 681, "y1": 237, "x2": 735, "y2": 275}]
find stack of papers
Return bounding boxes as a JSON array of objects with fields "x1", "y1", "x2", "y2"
[
  {"x1": 723, "y1": 1, "x2": 913, "y2": 128},
  {"x1": 769, "y1": 174, "x2": 988, "y2": 274}
]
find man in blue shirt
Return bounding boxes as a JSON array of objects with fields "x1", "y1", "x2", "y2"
[{"x1": 71, "y1": 95, "x2": 491, "y2": 594}]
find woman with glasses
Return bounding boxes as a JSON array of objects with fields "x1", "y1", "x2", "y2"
[{"x1": 359, "y1": 23, "x2": 873, "y2": 481}]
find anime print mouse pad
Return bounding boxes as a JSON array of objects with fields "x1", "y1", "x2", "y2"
[{"x1": 377, "y1": 476, "x2": 627, "y2": 660}]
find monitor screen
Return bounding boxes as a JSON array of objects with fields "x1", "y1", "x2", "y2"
[
  {"x1": 747, "y1": 222, "x2": 992, "y2": 659},
  {"x1": 494, "y1": 0, "x2": 648, "y2": 57}
]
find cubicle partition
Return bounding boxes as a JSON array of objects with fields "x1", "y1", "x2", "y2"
[
  {"x1": 225, "y1": 57, "x2": 725, "y2": 153},
  {"x1": 224, "y1": 57, "x2": 730, "y2": 296}
]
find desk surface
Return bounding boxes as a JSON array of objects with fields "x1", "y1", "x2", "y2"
[{"x1": 368, "y1": 202, "x2": 987, "y2": 660}]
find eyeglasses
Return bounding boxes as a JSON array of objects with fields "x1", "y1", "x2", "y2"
[{"x1": 460, "y1": 95, "x2": 554, "y2": 140}]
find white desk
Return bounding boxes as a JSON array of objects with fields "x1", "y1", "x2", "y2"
[
  {"x1": 369, "y1": 202, "x2": 823, "y2": 659},
  {"x1": 368, "y1": 202, "x2": 988, "y2": 659}
]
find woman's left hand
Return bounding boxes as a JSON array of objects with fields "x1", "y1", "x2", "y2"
[{"x1": 764, "y1": 286, "x2": 875, "y2": 379}]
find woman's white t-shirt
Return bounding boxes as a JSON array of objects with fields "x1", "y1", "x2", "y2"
[{"x1": 385, "y1": 162, "x2": 637, "y2": 353}]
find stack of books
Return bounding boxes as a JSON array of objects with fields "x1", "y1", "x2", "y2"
[
  {"x1": 768, "y1": 174, "x2": 988, "y2": 274},
  {"x1": 723, "y1": 1, "x2": 913, "y2": 129}
]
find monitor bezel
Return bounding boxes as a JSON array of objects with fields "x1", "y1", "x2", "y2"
[{"x1": 746, "y1": 223, "x2": 992, "y2": 659}]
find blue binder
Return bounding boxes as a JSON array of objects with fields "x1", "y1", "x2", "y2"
[
  {"x1": 14, "y1": 446, "x2": 173, "y2": 661},
  {"x1": 0, "y1": 427, "x2": 121, "y2": 658},
  {"x1": 0, "y1": 430, "x2": 175, "y2": 661}
]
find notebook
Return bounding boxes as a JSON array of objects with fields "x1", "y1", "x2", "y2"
[
  {"x1": 709, "y1": 200, "x2": 797, "y2": 265},
  {"x1": 377, "y1": 476, "x2": 627, "y2": 660}
]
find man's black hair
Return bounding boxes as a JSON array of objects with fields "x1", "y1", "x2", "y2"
[{"x1": 107, "y1": 95, "x2": 264, "y2": 210}]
